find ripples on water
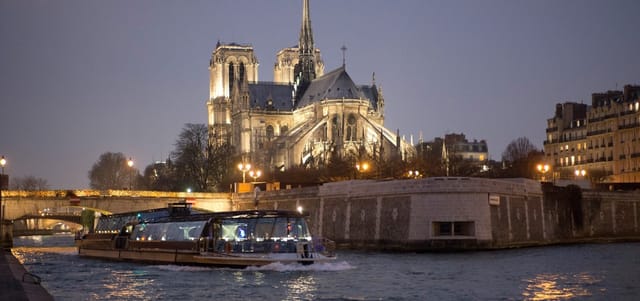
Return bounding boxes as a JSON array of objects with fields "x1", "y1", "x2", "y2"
[{"x1": 11, "y1": 235, "x2": 640, "y2": 300}]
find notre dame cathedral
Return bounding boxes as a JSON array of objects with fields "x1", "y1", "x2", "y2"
[{"x1": 206, "y1": 0, "x2": 414, "y2": 172}]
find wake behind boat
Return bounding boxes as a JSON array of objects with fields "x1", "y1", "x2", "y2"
[{"x1": 76, "y1": 203, "x2": 336, "y2": 267}]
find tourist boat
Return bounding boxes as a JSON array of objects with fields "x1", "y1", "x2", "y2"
[{"x1": 75, "y1": 203, "x2": 336, "y2": 267}]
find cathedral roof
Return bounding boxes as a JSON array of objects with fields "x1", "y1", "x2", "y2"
[
  {"x1": 296, "y1": 66, "x2": 378, "y2": 109},
  {"x1": 248, "y1": 83, "x2": 294, "y2": 111}
]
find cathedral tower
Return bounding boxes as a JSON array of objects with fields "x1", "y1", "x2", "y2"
[
  {"x1": 207, "y1": 43, "x2": 258, "y2": 145},
  {"x1": 293, "y1": 0, "x2": 317, "y2": 103}
]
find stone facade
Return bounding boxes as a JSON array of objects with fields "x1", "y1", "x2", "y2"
[
  {"x1": 544, "y1": 84, "x2": 640, "y2": 182},
  {"x1": 205, "y1": 0, "x2": 414, "y2": 172}
]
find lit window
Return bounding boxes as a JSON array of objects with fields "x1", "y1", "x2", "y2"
[{"x1": 571, "y1": 156, "x2": 575, "y2": 165}]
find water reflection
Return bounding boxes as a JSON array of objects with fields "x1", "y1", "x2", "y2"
[
  {"x1": 98, "y1": 270, "x2": 155, "y2": 300},
  {"x1": 522, "y1": 272, "x2": 601, "y2": 300},
  {"x1": 284, "y1": 275, "x2": 317, "y2": 300}
]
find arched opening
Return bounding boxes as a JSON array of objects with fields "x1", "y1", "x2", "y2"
[
  {"x1": 346, "y1": 114, "x2": 357, "y2": 141},
  {"x1": 239, "y1": 62, "x2": 246, "y2": 81},
  {"x1": 229, "y1": 62, "x2": 235, "y2": 90},
  {"x1": 266, "y1": 125, "x2": 274, "y2": 141}
]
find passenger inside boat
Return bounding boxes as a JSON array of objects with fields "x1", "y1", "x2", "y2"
[{"x1": 214, "y1": 216, "x2": 312, "y2": 253}]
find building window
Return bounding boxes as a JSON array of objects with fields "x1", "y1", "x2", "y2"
[
  {"x1": 331, "y1": 115, "x2": 339, "y2": 140},
  {"x1": 266, "y1": 125, "x2": 274, "y2": 141},
  {"x1": 433, "y1": 221, "x2": 475, "y2": 237},
  {"x1": 229, "y1": 62, "x2": 235, "y2": 89},
  {"x1": 346, "y1": 114, "x2": 357, "y2": 141}
]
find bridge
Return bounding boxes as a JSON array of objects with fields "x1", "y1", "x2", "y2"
[
  {"x1": 0, "y1": 189, "x2": 233, "y2": 242},
  {"x1": 12, "y1": 213, "x2": 83, "y2": 236},
  {"x1": 1, "y1": 189, "x2": 232, "y2": 221}
]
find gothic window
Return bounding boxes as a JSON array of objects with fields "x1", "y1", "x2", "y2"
[
  {"x1": 281, "y1": 125, "x2": 288, "y2": 134},
  {"x1": 266, "y1": 125, "x2": 274, "y2": 141},
  {"x1": 229, "y1": 62, "x2": 235, "y2": 89},
  {"x1": 239, "y1": 63, "x2": 246, "y2": 81},
  {"x1": 346, "y1": 114, "x2": 356, "y2": 141},
  {"x1": 332, "y1": 115, "x2": 339, "y2": 140}
]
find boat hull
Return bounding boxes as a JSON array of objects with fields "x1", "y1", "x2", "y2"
[{"x1": 78, "y1": 246, "x2": 334, "y2": 268}]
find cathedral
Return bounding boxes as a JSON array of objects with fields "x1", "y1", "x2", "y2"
[{"x1": 206, "y1": 0, "x2": 414, "y2": 172}]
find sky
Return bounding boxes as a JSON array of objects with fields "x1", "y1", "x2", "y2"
[{"x1": 1, "y1": 0, "x2": 639, "y2": 189}]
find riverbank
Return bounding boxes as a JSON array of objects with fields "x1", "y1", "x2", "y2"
[{"x1": 0, "y1": 249, "x2": 53, "y2": 301}]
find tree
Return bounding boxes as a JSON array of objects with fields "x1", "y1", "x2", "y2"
[
  {"x1": 142, "y1": 159, "x2": 177, "y2": 191},
  {"x1": 171, "y1": 123, "x2": 234, "y2": 192},
  {"x1": 172, "y1": 124, "x2": 209, "y2": 191},
  {"x1": 11, "y1": 176, "x2": 48, "y2": 190},
  {"x1": 88, "y1": 152, "x2": 140, "y2": 190},
  {"x1": 502, "y1": 137, "x2": 538, "y2": 163},
  {"x1": 501, "y1": 137, "x2": 542, "y2": 178}
]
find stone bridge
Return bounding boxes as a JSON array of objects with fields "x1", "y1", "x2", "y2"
[{"x1": 1, "y1": 190, "x2": 233, "y2": 221}]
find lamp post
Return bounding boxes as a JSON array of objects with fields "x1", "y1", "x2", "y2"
[
  {"x1": 574, "y1": 169, "x2": 586, "y2": 179},
  {"x1": 127, "y1": 157, "x2": 134, "y2": 190},
  {"x1": 0, "y1": 156, "x2": 6, "y2": 247},
  {"x1": 356, "y1": 162, "x2": 369, "y2": 179},
  {"x1": 249, "y1": 169, "x2": 262, "y2": 183},
  {"x1": 408, "y1": 170, "x2": 420, "y2": 179},
  {"x1": 536, "y1": 163, "x2": 550, "y2": 182},
  {"x1": 238, "y1": 163, "x2": 251, "y2": 183}
]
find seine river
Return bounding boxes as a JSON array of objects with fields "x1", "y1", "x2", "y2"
[{"x1": 10, "y1": 235, "x2": 640, "y2": 300}]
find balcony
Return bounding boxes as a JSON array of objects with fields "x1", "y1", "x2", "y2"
[{"x1": 618, "y1": 122, "x2": 639, "y2": 130}]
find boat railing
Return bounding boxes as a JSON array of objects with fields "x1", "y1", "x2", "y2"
[
  {"x1": 313, "y1": 237, "x2": 336, "y2": 257},
  {"x1": 128, "y1": 240, "x2": 198, "y2": 251},
  {"x1": 81, "y1": 233, "x2": 116, "y2": 240}
]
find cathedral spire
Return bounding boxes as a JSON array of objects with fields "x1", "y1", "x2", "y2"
[
  {"x1": 294, "y1": 0, "x2": 316, "y2": 103},
  {"x1": 299, "y1": 0, "x2": 314, "y2": 54}
]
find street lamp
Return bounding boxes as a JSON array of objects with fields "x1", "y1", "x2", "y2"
[
  {"x1": 575, "y1": 169, "x2": 586, "y2": 178},
  {"x1": 0, "y1": 156, "x2": 6, "y2": 248},
  {"x1": 355, "y1": 162, "x2": 370, "y2": 179},
  {"x1": 536, "y1": 163, "x2": 550, "y2": 182},
  {"x1": 127, "y1": 157, "x2": 134, "y2": 190},
  {"x1": 249, "y1": 170, "x2": 262, "y2": 183},
  {"x1": 238, "y1": 163, "x2": 251, "y2": 183},
  {"x1": 356, "y1": 162, "x2": 369, "y2": 172},
  {"x1": 408, "y1": 170, "x2": 420, "y2": 179}
]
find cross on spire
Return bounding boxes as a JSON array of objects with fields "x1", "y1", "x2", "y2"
[{"x1": 341, "y1": 44, "x2": 347, "y2": 67}]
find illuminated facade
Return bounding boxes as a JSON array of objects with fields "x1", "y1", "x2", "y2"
[
  {"x1": 206, "y1": 0, "x2": 414, "y2": 171},
  {"x1": 544, "y1": 85, "x2": 640, "y2": 182}
]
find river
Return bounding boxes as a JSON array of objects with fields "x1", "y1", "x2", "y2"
[{"x1": 10, "y1": 235, "x2": 640, "y2": 300}]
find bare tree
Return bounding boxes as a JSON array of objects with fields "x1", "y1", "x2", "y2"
[
  {"x1": 171, "y1": 123, "x2": 234, "y2": 192},
  {"x1": 502, "y1": 137, "x2": 538, "y2": 163},
  {"x1": 501, "y1": 137, "x2": 542, "y2": 178},
  {"x1": 88, "y1": 152, "x2": 139, "y2": 190},
  {"x1": 11, "y1": 176, "x2": 48, "y2": 190}
]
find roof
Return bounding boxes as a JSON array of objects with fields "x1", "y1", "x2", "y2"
[
  {"x1": 248, "y1": 83, "x2": 295, "y2": 111},
  {"x1": 296, "y1": 66, "x2": 377, "y2": 108}
]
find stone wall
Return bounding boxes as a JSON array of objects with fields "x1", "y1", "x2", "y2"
[
  {"x1": 4, "y1": 178, "x2": 640, "y2": 251},
  {"x1": 233, "y1": 177, "x2": 640, "y2": 251}
]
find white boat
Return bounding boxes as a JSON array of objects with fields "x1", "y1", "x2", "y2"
[{"x1": 76, "y1": 203, "x2": 336, "y2": 267}]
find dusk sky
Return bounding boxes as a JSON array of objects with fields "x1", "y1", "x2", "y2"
[{"x1": 1, "y1": 0, "x2": 639, "y2": 189}]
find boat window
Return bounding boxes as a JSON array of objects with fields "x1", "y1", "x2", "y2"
[
  {"x1": 131, "y1": 220, "x2": 206, "y2": 241},
  {"x1": 220, "y1": 218, "x2": 256, "y2": 241},
  {"x1": 271, "y1": 217, "x2": 311, "y2": 241},
  {"x1": 216, "y1": 216, "x2": 312, "y2": 243},
  {"x1": 254, "y1": 218, "x2": 276, "y2": 240}
]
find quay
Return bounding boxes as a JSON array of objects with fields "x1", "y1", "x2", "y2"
[
  {"x1": 0, "y1": 249, "x2": 53, "y2": 301},
  {"x1": 3, "y1": 177, "x2": 640, "y2": 251}
]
